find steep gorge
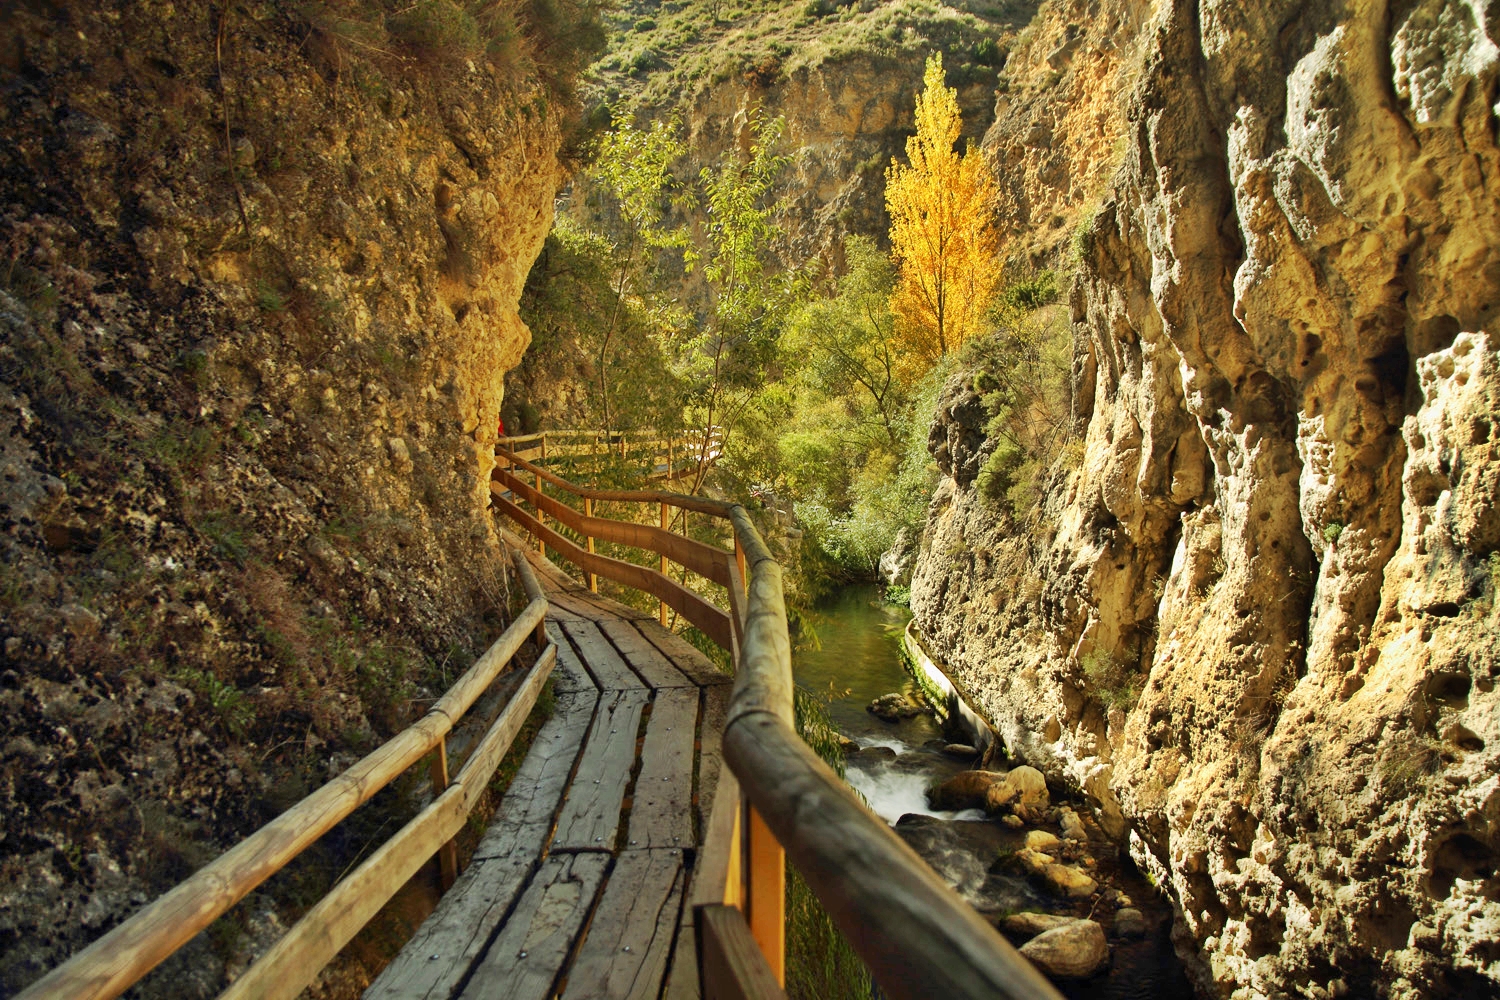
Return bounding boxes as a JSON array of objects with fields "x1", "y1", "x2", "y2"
[{"x1": 911, "y1": 0, "x2": 1500, "y2": 996}]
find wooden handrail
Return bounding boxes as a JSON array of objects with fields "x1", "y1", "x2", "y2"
[
  {"x1": 489, "y1": 455, "x2": 1063, "y2": 1000},
  {"x1": 498, "y1": 445, "x2": 735, "y2": 516},
  {"x1": 19, "y1": 550, "x2": 556, "y2": 1000}
]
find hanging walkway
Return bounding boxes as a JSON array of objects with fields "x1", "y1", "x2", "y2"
[{"x1": 365, "y1": 549, "x2": 735, "y2": 1000}]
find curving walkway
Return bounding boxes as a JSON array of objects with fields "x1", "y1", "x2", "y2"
[{"x1": 365, "y1": 546, "x2": 733, "y2": 1000}]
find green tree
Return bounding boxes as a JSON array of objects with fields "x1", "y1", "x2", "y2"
[
  {"x1": 684, "y1": 109, "x2": 802, "y2": 491},
  {"x1": 590, "y1": 113, "x2": 690, "y2": 433}
]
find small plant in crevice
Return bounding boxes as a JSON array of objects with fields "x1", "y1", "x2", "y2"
[
  {"x1": 1323, "y1": 521, "x2": 1344, "y2": 544},
  {"x1": 1080, "y1": 650, "x2": 1142, "y2": 710}
]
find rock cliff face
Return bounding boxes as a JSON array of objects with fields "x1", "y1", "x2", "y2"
[
  {"x1": 911, "y1": 1, "x2": 1500, "y2": 996},
  {"x1": 0, "y1": 3, "x2": 567, "y2": 992}
]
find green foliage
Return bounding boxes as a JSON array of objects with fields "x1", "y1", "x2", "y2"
[
  {"x1": 1080, "y1": 651, "x2": 1141, "y2": 710},
  {"x1": 785, "y1": 864, "x2": 874, "y2": 1000},
  {"x1": 966, "y1": 274, "x2": 1075, "y2": 519},
  {"x1": 1323, "y1": 521, "x2": 1344, "y2": 543},
  {"x1": 884, "y1": 583, "x2": 911, "y2": 607},
  {"x1": 175, "y1": 667, "x2": 257, "y2": 737}
]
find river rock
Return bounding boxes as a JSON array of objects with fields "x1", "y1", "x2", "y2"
[
  {"x1": 1000, "y1": 814, "x2": 1024, "y2": 829},
  {"x1": 1113, "y1": 907, "x2": 1147, "y2": 938},
  {"x1": 867, "y1": 692, "x2": 923, "y2": 721},
  {"x1": 984, "y1": 765, "x2": 1049, "y2": 819},
  {"x1": 1010, "y1": 847, "x2": 1097, "y2": 899},
  {"x1": 942, "y1": 743, "x2": 979, "y2": 759},
  {"x1": 1019, "y1": 919, "x2": 1109, "y2": 979},
  {"x1": 1000, "y1": 912, "x2": 1078, "y2": 938},
  {"x1": 847, "y1": 745, "x2": 897, "y2": 765},
  {"x1": 926, "y1": 769, "x2": 1004, "y2": 811},
  {"x1": 1023, "y1": 830, "x2": 1062, "y2": 852},
  {"x1": 1058, "y1": 806, "x2": 1087, "y2": 842}
]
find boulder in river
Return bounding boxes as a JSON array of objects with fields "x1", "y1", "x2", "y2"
[
  {"x1": 1023, "y1": 829, "x2": 1062, "y2": 852},
  {"x1": 926, "y1": 769, "x2": 1004, "y2": 811},
  {"x1": 1113, "y1": 907, "x2": 1148, "y2": 939},
  {"x1": 867, "y1": 692, "x2": 924, "y2": 721},
  {"x1": 1019, "y1": 919, "x2": 1109, "y2": 979},
  {"x1": 1059, "y1": 806, "x2": 1087, "y2": 841},
  {"x1": 942, "y1": 743, "x2": 979, "y2": 759},
  {"x1": 984, "y1": 765, "x2": 1050, "y2": 819},
  {"x1": 1008, "y1": 847, "x2": 1098, "y2": 899},
  {"x1": 1000, "y1": 912, "x2": 1078, "y2": 939}
]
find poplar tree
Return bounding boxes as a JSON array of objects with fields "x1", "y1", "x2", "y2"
[{"x1": 885, "y1": 52, "x2": 1000, "y2": 372}]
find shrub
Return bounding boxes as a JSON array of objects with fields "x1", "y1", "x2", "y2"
[{"x1": 1080, "y1": 651, "x2": 1141, "y2": 709}]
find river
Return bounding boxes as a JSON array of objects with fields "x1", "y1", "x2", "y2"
[{"x1": 791, "y1": 584, "x2": 1194, "y2": 1000}]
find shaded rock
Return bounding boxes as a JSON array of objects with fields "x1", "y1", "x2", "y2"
[
  {"x1": 1009, "y1": 847, "x2": 1097, "y2": 899},
  {"x1": 926, "y1": 769, "x2": 1005, "y2": 811},
  {"x1": 1019, "y1": 919, "x2": 1109, "y2": 979},
  {"x1": 1113, "y1": 907, "x2": 1147, "y2": 939},
  {"x1": 867, "y1": 692, "x2": 923, "y2": 721},
  {"x1": 942, "y1": 743, "x2": 979, "y2": 759},
  {"x1": 1058, "y1": 807, "x2": 1086, "y2": 842},
  {"x1": 847, "y1": 745, "x2": 897, "y2": 764},
  {"x1": 1000, "y1": 912, "x2": 1078, "y2": 939},
  {"x1": 895, "y1": 814, "x2": 1042, "y2": 915}
]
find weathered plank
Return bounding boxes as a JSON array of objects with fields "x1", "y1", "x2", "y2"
[
  {"x1": 552, "y1": 688, "x2": 649, "y2": 850},
  {"x1": 627, "y1": 688, "x2": 698, "y2": 850},
  {"x1": 560, "y1": 619, "x2": 644, "y2": 691},
  {"x1": 363, "y1": 856, "x2": 531, "y2": 1000},
  {"x1": 560, "y1": 849, "x2": 686, "y2": 1000},
  {"x1": 635, "y1": 618, "x2": 732, "y2": 687},
  {"x1": 696, "y1": 682, "x2": 731, "y2": 842},
  {"x1": 544, "y1": 624, "x2": 597, "y2": 695},
  {"x1": 456, "y1": 853, "x2": 609, "y2": 1000},
  {"x1": 600, "y1": 619, "x2": 694, "y2": 689},
  {"x1": 660, "y1": 905, "x2": 700, "y2": 1000},
  {"x1": 549, "y1": 587, "x2": 649, "y2": 624},
  {"x1": 472, "y1": 687, "x2": 598, "y2": 863}
]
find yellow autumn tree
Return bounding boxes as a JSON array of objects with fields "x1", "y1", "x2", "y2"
[{"x1": 885, "y1": 52, "x2": 1000, "y2": 374}]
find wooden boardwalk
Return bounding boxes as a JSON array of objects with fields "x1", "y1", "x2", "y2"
[{"x1": 366, "y1": 550, "x2": 733, "y2": 1000}]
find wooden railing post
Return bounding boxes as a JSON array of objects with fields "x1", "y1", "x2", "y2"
[
  {"x1": 745, "y1": 802, "x2": 785, "y2": 987},
  {"x1": 658, "y1": 501, "x2": 669, "y2": 626},
  {"x1": 428, "y1": 744, "x2": 458, "y2": 891},
  {"x1": 584, "y1": 498, "x2": 598, "y2": 593},
  {"x1": 534, "y1": 469, "x2": 545, "y2": 554}
]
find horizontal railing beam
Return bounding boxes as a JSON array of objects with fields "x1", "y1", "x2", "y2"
[
  {"x1": 494, "y1": 468, "x2": 731, "y2": 588},
  {"x1": 491, "y1": 487, "x2": 733, "y2": 650},
  {"x1": 496, "y1": 447, "x2": 735, "y2": 518}
]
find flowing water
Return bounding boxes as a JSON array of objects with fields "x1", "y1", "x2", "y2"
[{"x1": 792, "y1": 584, "x2": 1194, "y2": 1000}]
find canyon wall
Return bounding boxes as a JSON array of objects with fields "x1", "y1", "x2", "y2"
[
  {"x1": 0, "y1": 3, "x2": 568, "y2": 992},
  {"x1": 911, "y1": 0, "x2": 1500, "y2": 996}
]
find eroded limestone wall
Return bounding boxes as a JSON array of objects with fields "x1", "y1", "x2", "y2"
[
  {"x1": 0, "y1": 3, "x2": 564, "y2": 991},
  {"x1": 911, "y1": 1, "x2": 1500, "y2": 995}
]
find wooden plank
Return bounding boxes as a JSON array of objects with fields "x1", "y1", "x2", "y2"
[
  {"x1": 370, "y1": 682, "x2": 598, "y2": 1000},
  {"x1": 545, "y1": 624, "x2": 598, "y2": 694},
  {"x1": 660, "y1": 908, "x2": 700, "y2": 1000},
  {"x1": 549, "y1": 587, "x2": 651, "y2": 624},
  {"x1": 698, "y1": 905, "x2": 786, "y2": 1000},
  {"x1": 560, "y1": 619, "x2": 645, "y2": 691},
  {"x1": 363, "y1": 856, "x2": 532, "y2": 1000},
  {"x1": 552, "y1": 689, "x2": 649, "y2": 850},
  {"x1": 636, "y1": 619, "x2": 732, "y2": 687},
  {"x1": 472, "y1": 686, "x2": 598, "y2": 863},
  {"x1": 697, "y1": 683, "x2": 731, "y2": 843},
  {"x1": 457, "y1": 853, "x2": 610, "y2": 1000},
  {"x1": 693, "y1": 766, "x2": 741, "y2": 911},
  {"x1": 627, "y1": 688, "x2": 699, "y2": 850},
  {"x1": 600, "y1": 619, "x2": 694, "y2": 689},
  {"x1": 560, "y1": 849, "x2": 686, "y2": 1000}
]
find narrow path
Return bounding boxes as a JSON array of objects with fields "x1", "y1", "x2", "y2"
[{"x1": 366, "y1": 547, "x2": 732, "y2": 1000}]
